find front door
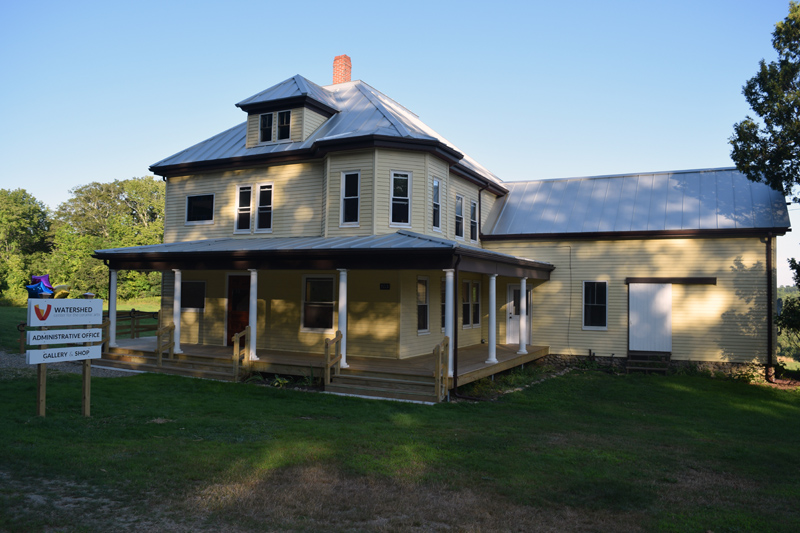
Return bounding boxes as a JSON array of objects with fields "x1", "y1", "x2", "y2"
[
  {"x1": 629, "y1": 283, "x2": 672, "y2": 352},
  {"x1": 506, "y1": 284, "x2": 532, "y2": 345},
  {"x1": 226, "y1": 275, "x2": 250, "y2": 346}
]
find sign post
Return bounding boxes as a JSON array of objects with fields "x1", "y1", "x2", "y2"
[{"x1": 26, "y1": 299, "x2": 104, "y2": 417}]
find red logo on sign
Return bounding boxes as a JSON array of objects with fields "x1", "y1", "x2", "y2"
[{"x1": 34, "y1": 304, "x2": 51, "y2": 321}]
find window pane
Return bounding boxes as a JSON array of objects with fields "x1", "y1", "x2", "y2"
[
  {"x1": 472, "y1": 302, "x2": 480, "y2": 325},
  {"x1": 418, "y1": 305, "x2": 428, "y2": 331},
  {"x1": 260, "y1": 114, "x2": 272, "y2": 142},
  {"x1": 455, "y1": 197, "x2": 463, "y2": 216},
  {"x1": 343, "y1": 197, "x2": 358, "y2": 223},
  {"x1": 441, "y1": 283, "x2": 447, "y2": 330},
  {"x1": 306, "y1": 278, "x2": 334, "y2": 302},
  {"x1": 344, "y1": 174, "x2": 359, "y2": 197},
  {"x1": 433, "y1": 204, "x2": 440, "y2": 228},
  {"x1": 304, "y1": 303, "x2": 333, "y2": 329},
  {"x1": 259, "y1": 186, "x2": 272, "y2": 206},
  {"x1": 391, "y1": 198, "x2": 409, "y2": 223},
  {"x1": 187, "y1": 195, "x2": 214, "y2": 222},
  {"x1": 236, "y1": 212, "x2": 251, "y2": 231},
  {"x1": 433, "y1": 180, "x2": 439, "y2": 202},
  {"x1": 393, "y1": 175, "x2": 408, "y2": 197},
  {"x1": 239, "y1": 187, "x2": 251, "y2": 207},
  {"x1": 455, "y1": 218, "x2": 463, "y2": 237},
  {"x1": 417, "y1": 280, "x2": 428, "y2": 305},
  {"x1": 181, "y1": 281, "x2": 205, "y2": 310},
  {"x1": 462, "y1": 303, "x2": 470, "y2": 326},
  {"x1": 277, "y1": 111, "x2": 291, "y2": 140},
  {"x1": 257, "y1": 207, "x2": 272, "y2": 229}
]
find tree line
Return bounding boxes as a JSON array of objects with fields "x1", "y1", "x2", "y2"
[{"x1": 0, "y1": 177, "x2": 164, "y2": 305}]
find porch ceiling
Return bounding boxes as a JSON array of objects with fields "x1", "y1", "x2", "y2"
[{"x1": 93, "y1": 231, "x2": 554, "y2": 280}]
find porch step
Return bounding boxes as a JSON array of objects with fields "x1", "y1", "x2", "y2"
[
  {"x1": 93, "y1": 357, "x2": 235, "y2": 381},
  {"x1": 626, "y1": 351, "x2": 671, "y2": 374},
  {"x1": 101, "y1": 351, "x2": 234, "y2": 374},
  {"x1": 95, "y1": 351, "x2": 236, "y2": 381},
  {"x1": 327, "y1": 373, "x2": 438, "y2": 402}
]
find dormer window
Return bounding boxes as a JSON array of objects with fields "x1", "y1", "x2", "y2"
[
  {"x1": 277, "y1": 111, "x2": 291, "y2": 140},
  {"x1": 259, "y1": 114, "x2": 273, "y2": 143}
]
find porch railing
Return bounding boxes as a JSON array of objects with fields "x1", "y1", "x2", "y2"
[
  {"x1": 155, "y1": 323, "x2": 175, "y2": 367},
  {"x1": 324, "y1": 330, "x2": 343, "y2": 386},
  {"x1": 433, "y1": 336, "x2": 450, "y2": 402},
  {"x1": 103, "y1": 309, "x2": 160, "y2": 339},
  {"x1": 231, "y1": 326, "x2": 250, "y2": 381}
]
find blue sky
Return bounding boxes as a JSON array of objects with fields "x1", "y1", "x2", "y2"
[{"x1": 1, "y1": 0, "x2": 797, "y2": 283}]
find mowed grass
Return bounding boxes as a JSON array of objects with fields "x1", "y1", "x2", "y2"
[{"x1": 0, "y1": 370, "x2": 798, "y2": 532}]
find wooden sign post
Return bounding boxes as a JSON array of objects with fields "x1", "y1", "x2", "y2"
[{"x1": 26, "y1": 299, "x2": 104, "y2": 417}]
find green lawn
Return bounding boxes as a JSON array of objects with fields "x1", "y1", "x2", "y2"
[{"x1": 0, "y1": 369, "x2": 798, "y2": 532}]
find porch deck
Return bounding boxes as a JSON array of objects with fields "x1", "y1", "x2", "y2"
[{"x1": 103, "y1": 337, "x2": 549, "y2": 388}]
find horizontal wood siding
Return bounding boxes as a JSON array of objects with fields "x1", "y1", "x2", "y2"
[
  {"x1": 246, "y1": 114, "x2": 259, "y2": 148},
  {"x1": 326, "y1": 151, "x2": 374, "y2": 236},
  {"x1": 164, "y1": 162, "x2": 324, "y2": 242},
  {"x1": 374, "y1": 149, "x2": 426, "y2": 234},
  {"x1": 486, "y1": 238, "x2": 771, "y2": 364},
  {"x1": 303, "y1": 109, "x2": 328, "y2": 139}
]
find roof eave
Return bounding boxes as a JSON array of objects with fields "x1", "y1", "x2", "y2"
[{"x1": 481, "y1": 227, "x2": 792, "y2": 242}]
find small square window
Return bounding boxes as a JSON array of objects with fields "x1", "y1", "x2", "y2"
[{"x1": 186, "y1": 194, "x2": 214, "y2": 225}]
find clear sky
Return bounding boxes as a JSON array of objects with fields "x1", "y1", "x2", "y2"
[{"x1": 1, "y1": 0, "x2": 798, "y2": 283}]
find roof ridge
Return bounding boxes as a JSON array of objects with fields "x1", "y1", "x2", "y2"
[
  {"x1": 507, "y1": 167, "x2": 742, "y2": 185},
  {"x1": 354, "y1": 82, "x2": 414, "y2": 138}
]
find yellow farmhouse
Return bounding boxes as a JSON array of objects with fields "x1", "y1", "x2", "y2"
[{"x1": 94, "y1": 56, "x2": 791, "y2": 400}]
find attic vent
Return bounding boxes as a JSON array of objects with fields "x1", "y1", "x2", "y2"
[{"x1": 333, "y1": 54, "x2": 351, "y2": 84}]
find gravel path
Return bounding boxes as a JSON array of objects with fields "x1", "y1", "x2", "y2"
[{"x1": 0, "y1": 350, "x2": 138, "y2": 378}]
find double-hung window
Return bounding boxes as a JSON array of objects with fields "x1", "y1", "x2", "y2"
[
  {"x1": 277, "y1": 111, "x2": 291, "y2": 140},
  {"x1": 391, "y1": 171, "x2": 411, "y2": 225},
  {"x1": 302, "y1": 276, "x2": 335, "y2": 331},
  {"x1": 235, "y1": 186, "x2": 252, "y2": 233},
  {"x1": 341, "y1": 172, "x2": 360, "y2": 226},
  {"x1": 455, "y1": 195, "x2": 464, "y2": 239},
  {"x1": 583, "y1": 281, "x2": 608, "y2": 330},
  {"x1": 186, "y1": 194, "x2": 214, "y2": 225},
  {"x1": 462, "y1": 281, "x2": 480, "y2": 328},
  {"x1": 470, "y1": 200, "x2": 478, "y2": 241},
  {"x1": 432, "y1": 179, "x2": 441, "y2": 231},
  {"x1": 181, "y1": 281, "x2": 206, "y2": 312},
  {"x1": 255, "y1": 183, "x2": 273, "y2": 232},
  {"x1": 259, "y1": 113, "x2": 273, "y2": 143},
  {"x1": 417, "y1": 277, "x2": 429, "y2": 333}
]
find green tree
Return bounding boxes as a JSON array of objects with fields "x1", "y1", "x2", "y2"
[
  {"x1": 730, "y1": 1, "x2": 800, "y2": 199},
  {"x1": 0, "y1": 189, "x2": 51, "y2": 302},
  {"x1": 51, "y1": 177, "x2": 165, "y2": 299}
]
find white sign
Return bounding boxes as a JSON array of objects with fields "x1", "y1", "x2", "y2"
[
  {"x1": 27, "y1": 299, "x2": 104, "y2": 327},
  {"x1": 26, "y1": 345, "x2": 102, "y2": 365},
  {"x1": 27, "y1": 328, "x2": 103, "y2": 346}
]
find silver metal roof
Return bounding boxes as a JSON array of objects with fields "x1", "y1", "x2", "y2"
[
  {"x1": 95, "y1": 230, "x2": 553, "y2": 268},
  {"x1": 151, "y1": 77, "x2": 502, "y2": 186},
  {"x1": 485, "y1": 168, "x2": 791, "y2": 236}
]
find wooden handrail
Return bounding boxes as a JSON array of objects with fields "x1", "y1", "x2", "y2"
[
  {"x1": 324, "y1": 330, "x2": 343, "y2": 386},
  {"x1": 155, "y1": 323, "x2": 175, "y2": 367},
  {"x1": 231, "y1": 326, "x2": 250, "y2": 381},
  {"x1": 433, "y1": 336, "x2": 450, "y2": 402}
]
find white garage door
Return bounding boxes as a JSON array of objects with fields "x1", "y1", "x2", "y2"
[{"x1": 629, "y1": 283, "x2": 672, "y2": 352}]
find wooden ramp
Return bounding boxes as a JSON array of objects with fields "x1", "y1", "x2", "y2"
[{"x1": 95, "y1": 339, "x2": 549, "y2": 402}]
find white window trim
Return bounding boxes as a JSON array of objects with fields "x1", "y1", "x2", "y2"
[
  {"x1": 389, "y1": 170, "x2": 412, "y2": 228},
  {"x1": 417, "y1": 276, "x2": 430, "y2": 335},
  {"x1": 462, "y1": 280, "x2": 481, "y2": 329},
  {"x1": 454, "y1": 194, "x2": 464, "y2": 240},
  {"x1": 233, "y1": 185, "x2": 253, "y2": 234},
  {"x1": 254, "y1": 182, "x2": 274, "y2": 234},
  {"x1": 340, "y1": 171, "x2": 360, "y2": 227},
  {"x1": 469, "y1": 200, "x2": 479, "y2": 242},
  {"x1": 258, "y1": 112, "x2": 274, "y2": 144},
  {"x1": 582, "y1": 280, "x2": 609, "y2": 331},
  {"x1": 180, "y1": 280, "x2": 206, "y2": 313},
  {"x1": 300, "y1": 274, "x2": 336, "y2": 334},
  {"x1": 185, "y1": 193, "x2": 215, "y2": 226},
  {"x1": 432, "y1": 178, "x2": 442, "y2": 232}
]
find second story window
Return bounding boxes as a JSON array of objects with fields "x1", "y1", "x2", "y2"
[
  {"x1": 455, "y1": 195, "x2": 464, "y2": 238},
  {"x1": 432, "y1": 179, "x2": 441, "y2": 231},
  {"x1": 470, "y1": 200, "x2": 478, "y2": 241},
  {"x1": 235, "y1": 186, "x2": 252, "y2": 233},
  {"x1": 277, "y1": 111, "x2": 291, "y2": 140},
  {"x1": 256, "y1": 183, "x2": 273, "y2": 232},
  {"x1": 341, "y1": 172, "x2": 360, "y2": 226},
  {"x1": 391, "y1": 171, "x2": 411, "y2": 225},
  {"x1": 259, "y1": 113, "x2": 273, "y2": 143},
  {"x1": 186, "y1": 194, "x2": 214, "y2": 225}
]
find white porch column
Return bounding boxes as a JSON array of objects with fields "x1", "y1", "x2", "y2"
[
  {"x1": 486, "y1": 274, "x2": 498, "y2": 364},
  {"x1": 338, "y1": 269, "x2": 349, "y2": 368},
  {"x1": 248, "y1": 269, "x2": 258, "y2": 361},
  {"x1": 444, "y1": 269, "x2": 454, "y2": 377},
  {"x1": 108, "y1": 269, "x2": 118, "y2": 348},
  {"x1": 172, "y1": 269, "x2": 182, "y2": 354},
  {"x1": 517, "y1": 276, "x2": 528, "y2": 355}
]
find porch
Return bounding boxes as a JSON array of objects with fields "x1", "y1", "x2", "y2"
[{"x1": 96, "y1": 337, "x2": 550, "y2": 402}]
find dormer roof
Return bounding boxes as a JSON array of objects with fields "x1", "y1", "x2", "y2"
[{"x1": 235, "y1": 74, "x2": 339, "y2": 116}]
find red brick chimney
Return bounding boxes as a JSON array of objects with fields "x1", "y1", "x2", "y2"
[{"x1": 333, "y1": 54, "x2": 351, "y2": 84}]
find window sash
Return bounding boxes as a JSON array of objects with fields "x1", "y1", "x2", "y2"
[
  {"x1": 277, "y1": 111, "x2": 291, "y2": 140},
  {"x1": 341, "y1": 172, "x2": 359, "y2": 224},
  {"x1": 259, "y1": 113, "x2": 273, "y2": 143},
  {"x1": 235, "y1": 186, "x2": 252, "y2": 232},
  {"x1": 470, "y1": 201, "x2": 478, "y2": 241},
  {"x1": 455, "y1": 196, "x2": 464, "y2": 238},
  {"x1": 186, "y1": 194, "x2": 214, "y2": 224},
  {"x1": 417, "y1": 278, "x2": 429, "y2": 332},
  {"x1": 303, "y1": 277, "x2": 334, "y2": 330},
  {"x1": 391, "y1": 172, "x2": 410, "y2": 225},
  {"x1": 256, "y1": 184, "x2": 273, "y2": 231},
  {"x1": 432, "y1": 179, "x2": 441, "y2": 230}
]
